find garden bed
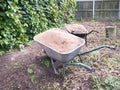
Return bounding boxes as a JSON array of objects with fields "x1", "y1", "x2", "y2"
[{"x1": 0, "y1": 21, "x2": 120, "y2": 90}]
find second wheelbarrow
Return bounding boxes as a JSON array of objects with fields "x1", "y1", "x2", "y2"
[{"x1": 64, "y1": 23, "x2": 98, "y2": 46}]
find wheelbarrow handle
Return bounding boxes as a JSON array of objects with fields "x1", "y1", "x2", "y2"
[
  {"x1": 87, "y1": 30, "x2": 94, "y2": 35},
  {"x1": 79, "y1": 45, "x2": 116, "y2": 56},
  {"x1": 105, "y1": 45, "x2": 116, "y2": 49},
  {"x1": 87, "y1": 30, "x2": 99, "y2": 35}
]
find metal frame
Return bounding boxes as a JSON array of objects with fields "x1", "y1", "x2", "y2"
[{"x1": 50, "y1": 45, "x2": 115, "y2": 77}]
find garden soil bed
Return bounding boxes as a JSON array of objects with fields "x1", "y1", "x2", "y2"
[{"x1": 0, "y1": 21, "x2": 120, "y2": 90}]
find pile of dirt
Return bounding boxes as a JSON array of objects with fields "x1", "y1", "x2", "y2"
[
  {"x1": 34, "y1": 29, "x2": 85, "y2": 53},
  {"x1": 64, "y1": 23, "x2": 88, "y2": 34}
]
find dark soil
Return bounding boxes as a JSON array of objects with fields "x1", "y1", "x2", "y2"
[{"x1": 0, "y1": 21, "x2": 120, "y2": 90}]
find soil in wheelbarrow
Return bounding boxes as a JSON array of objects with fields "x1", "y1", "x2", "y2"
[
  {"x1": 64, "y1": 23, "x2": 89, "y2": 34},
  {"x1": 34, "y1": 29, "x2": 84, "y2": 53},
  {"x1": 0, "y1": 21, "x2": 120, "y2": 90}
]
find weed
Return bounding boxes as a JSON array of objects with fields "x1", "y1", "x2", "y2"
[
  {"x1": 89, "y1": 74, "x2": 120, "y2": 90},
  {"x1": 101, "y1": 74, "x2": 120, "y2": 90},
  {"x1": 27, "y1": 68, "x2": 33, "y2": 74},
  {"x1": 27, "y1": 64, "x2": 36, "y2": 83},
  {"x1": 30, "y1": 75, "x2": 35, "y2": 83},
  {"x1": 41, "y1": 59, "x2": 50, "y2": 68},
  {"x1": 89, "y1": 75, "x2": 101, "y2": 90},
  {"x1": 13, "y1": 63, "x2": 19, "y2": 69},
  {"x1": 29, "y1": 64, "x2": 34, "y2": 67}
]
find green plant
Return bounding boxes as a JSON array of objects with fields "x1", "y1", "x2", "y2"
[
  {"x1": 30, "y1": 75, "x2": 35, "y2": 83},
  {"x1": 13, "y1": 63, "x2": 19, "y2": 69},
  {"x1": 58, "y1": 0, "x2": 76, "y2": 23},
  {"x1": 17, "y1": 0, "x2": 48, "y2": 40},
  {"x1": 89, "y1": 74, "x2": 120, "y2": 90},
  {"x1": 41, "y1": 59, "x2": 50, "y2": 68},
  {"x1": 27, "y1": 68, "x2": 33, "y2": 74},
  {"x1": 0, "y1": 0, "x2": 28, "y2": 53},
  {"x1": 101, "y1": 75, "x2": 120, "y2": 90},
  {"x1": 27, "y1": 64, "x2": 36, "y2": 83},
  {"x1": 0, "y1": 0, "x2": 76, "y2": 54},
  {"x1": 89, "y1": 75, "x2": 101, "y2": 90}
]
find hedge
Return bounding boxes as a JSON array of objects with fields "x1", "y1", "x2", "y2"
[{"x1": 0, "y1": 0, "x2": 76, "y2": 54}]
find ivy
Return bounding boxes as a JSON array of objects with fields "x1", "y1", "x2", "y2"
[
  {"x1": 0, "y1": 0, "x2": 76, "y2": 54},
  {"x1": 0, "y1": 0, "x2": 27, "y2": 54}
]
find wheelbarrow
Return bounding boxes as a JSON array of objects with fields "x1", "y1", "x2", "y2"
[
  {"x1": 34, "y1": 28, "x2": 115, "y2": 77},
  {"x1": 64, "y1": 23, "x2": 98, "y2": 46}
]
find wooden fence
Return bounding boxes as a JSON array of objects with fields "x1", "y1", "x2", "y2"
[{"x1": 75, "y1": 0, "x2": 120, "y2": 20}]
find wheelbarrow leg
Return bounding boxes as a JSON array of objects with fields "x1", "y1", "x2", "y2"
[
  {"x1": 50, "y1": 58, "x2": 58, "y2": 75},
  {"x1": 62, "y1": 64, "x2": 66, "y2": 77},
  {"x1": 78, "y1": 55, "x2": 83, "y2": 63},
  {"x1": 50, "y1": 58, "x2": 66, "y2": 77},
  {"x1": 84, "y1": 34, "x2": 87, "y2": 46}
]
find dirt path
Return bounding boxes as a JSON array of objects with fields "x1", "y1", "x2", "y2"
[{"x1": 0, "y1": 42, "x2": 47, "y2": 89}]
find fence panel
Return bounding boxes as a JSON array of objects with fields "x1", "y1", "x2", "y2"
[{"x1": 75, "y1": 0, "x2": 119, "y2": 20}]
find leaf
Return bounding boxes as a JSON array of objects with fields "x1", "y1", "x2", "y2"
[
  {"x1": 41, "y1": 59, "x2": 50, "y2": 68},
  {"x1": 27, "y1": 68, "x2": 33, "y2": 74},
  {"x1": 29, "y1": 64, "x2": 34, "y2": 67},
  {"x1": 13, "y1": 63, "x2": 19, "y2": 69},
  {"x1": 0, "y1": 0, "x2": 76, "y2": 54},
  {"x1": 31, "y1": 75, "x2": 35, "y2": 83},
  {"x1": 18, "y1": 44, "x2": 24, "y2": 50}
]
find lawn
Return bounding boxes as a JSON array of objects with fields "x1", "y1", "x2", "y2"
[{"x1": 0, "y1": 21, "x2": 120, "y2": 90}]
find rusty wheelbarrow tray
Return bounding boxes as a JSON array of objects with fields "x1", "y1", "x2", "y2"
[{"x1": 34, "y1": 28, "x2": 115, "y2": 77}]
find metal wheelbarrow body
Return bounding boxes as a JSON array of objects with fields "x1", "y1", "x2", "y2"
[{"x1": 34, "y1": 28, "x2": 85, "y2": 63}]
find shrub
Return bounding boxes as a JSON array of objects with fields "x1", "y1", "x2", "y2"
[
  {"x1": 17, "y1": 0, "x2": 48, "y2": 39},
  {"x1": 0, "y1": 0, "x2": 76, "y2": 54},
  {"x1": 0, "y1": 0, "x2": 28, "y2": 54}
]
